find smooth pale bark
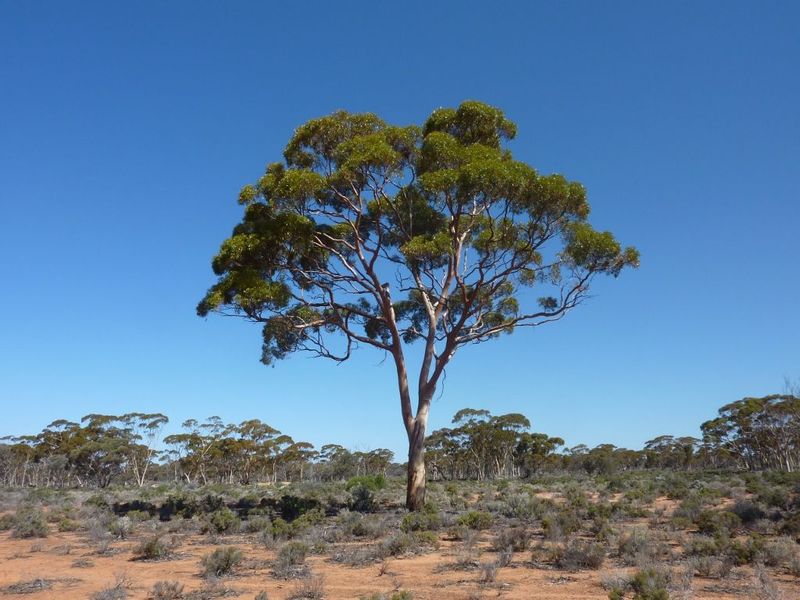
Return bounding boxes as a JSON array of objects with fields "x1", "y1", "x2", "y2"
[{"x1": 406, "y1": 410, "x2": 429, "y2": 511}]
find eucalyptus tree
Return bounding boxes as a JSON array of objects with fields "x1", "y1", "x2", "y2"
[
  {"x1": 701, "y1": 394, "x2": 800, "y2": 471},
  {"x1": 198, "y1": 101, "x2": 638, "y2": 509}
]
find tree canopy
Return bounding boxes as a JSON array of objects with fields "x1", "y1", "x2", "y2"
[{"x1": 198, "y1": 100, "x2": 639, "y2": 509}]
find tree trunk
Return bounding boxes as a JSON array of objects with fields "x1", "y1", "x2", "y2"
[{"x1": 406, "y1": 408, "x2": 429, "y2": 511}]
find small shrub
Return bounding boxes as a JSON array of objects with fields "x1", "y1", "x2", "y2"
[
  {"x1": 617, "y1": 529, "x2": 658, "y2": 565},
  {"x1": 201, "y1": 546, "x2": 243, "y2": 578},
  {"x1": 346, "y1": 474, "x2": 386, "y2": 491},
  {"x1": 763, "y1": 536, "x2": 797, "y2": 567},
  {"x1": 280, "y1": 540, "x2": 309, "y2": 565},
  {"x1": 92, "y1": 575, "x2": 131, "y2": 600},
  {"x1": 349, "y1": 485, "x2": 375, "y2": 513},
  {"x1": 149, "y1": 581, "x2": 184, "y2": 600},
  {"x1": 244, "y1": 515, "x2": 272, "y2": 534},
  {"x1": 400, "y1": 510, "x2": 440, "y2": 533},
  {"x1": 751, "y1": 563, "x2": 782, "y2": 600},
  {"x1": 726, "y1": 533, "x2": 766, "y2": 565},
  {"x1": 477, "y1": 562, "x2": 498, "y2": 584},
  {"x1": 695, "y1": 510, "x2": 741, "y2": 537},
  {"x1": 108, "y1": 516, "x2": 134, "y2": 539},
  {"x1": 551, "y1": 538, "x2": 605, "y2": 570},
  {"x1": 4, "y1": 579, "x2": 54, "y2": 594},
  {"x1": 204, "y1": 508, "x2": 240, "y2": 535},
  {"x1": 690, "y1": 555, "x2": 733, "y2": 579},
  {"x1": 492, "y1": 526, "x2": 530, "y2": 552},
  {"x1": 457, "y1": 511, "x2": 493, "y2": 531},
  {"x1": 286, "y1": 575, "x2": 325, "y2": 600},
  {"x1": 731, "y1": 499, "x2": 767, "y2": 525},
  {"x1": 11, "y1": 509, "x2": 49, "y2": 539},
  {"x1": 0, "y1": 513, "x2": 14, "y2": 531},
  {"x1": 58, "y1": 517, "x2": 80, "y2": 532},
  {"x1": 133, "y1": 535, "x2": 173, "y2": 561},
  {"x1": 628, "y1": 567, "x2": 670, "y2": 600}
]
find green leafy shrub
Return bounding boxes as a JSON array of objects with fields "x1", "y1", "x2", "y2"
[
  {"x1": 11, "y1": 509, "x2": 49, "y2": 539},
  {"x1": 695, "y1": 510, "x2": 741, "y2": 537},
  {"x1": 349, "y1": 485, "x2": 375, "y2": 513},
  {"x1": 345, "y1": 474, "x2": 386, "y2": 491},
  {"x1": 201, "y1": 546, "x2": 243, "y2": 578},
  {"x1": 629, "y1": 567, "x2": 670, "y2": 600},
  {"x1": 457, "y1": 511, "x2": 493, "y2": 530},
  {"x1": 133, "y1": 535, "x2": 173, "y2": 561},
  {"x1": 204, "y1": 507, "x2": 240, "y2": 534},
  {"x1": 400, "y1": 509, "x2": 441, "y2": 533},
  {"x1": 730, "y1": 499, "x2": 766, "y2": 524}
]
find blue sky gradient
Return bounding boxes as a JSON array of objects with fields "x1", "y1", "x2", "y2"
[{"x1": 1, "y1": 1, "x2": 798, "y2": 457}]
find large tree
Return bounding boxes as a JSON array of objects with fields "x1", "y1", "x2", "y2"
[{"x1": 198, "y1": 101, "x2": 638, "y2": 510}]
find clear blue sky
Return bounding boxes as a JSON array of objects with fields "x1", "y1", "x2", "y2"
[{"x1": 1, "y1": 1, "x2": 798, "y2": 458}]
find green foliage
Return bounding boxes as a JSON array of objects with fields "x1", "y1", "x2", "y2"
[
  {"x1": 277, "y1": 541, "x2": 309, "y2": 567},
  {"x1": 400, "y1": 506, "x2": 441, "y2": 532},
  {"x1": 11, "y1": 508, "x2": 49, "y2": 539},
  {"x1": 203, "y1": 507, "x2": 240, "y2": 534},
  {"x1": 345, "y1": 474, "x2": 385, "y2": 491},
  {"x1": 201, "y1": 546, "x2": 243, "y2": 578},
  {"x1": 456, "y1": 510, "x2": 493, "y2": 530},
  {"x1": 629, "y1": 567, "x2": 670, "y2": 600},
  {"x1": 349, "y1": 485, "x2": 375, "y2": 513},
  {"x1": 695, "y1": 510, "x2": 741, "y2": 537},
  {"x1": 133, "y1": 535, "x2": 172, "y2": 561}
]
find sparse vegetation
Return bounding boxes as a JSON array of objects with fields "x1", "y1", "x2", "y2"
[{"x1": 200, "y1": 547, "x2": 243, "y2": 578}]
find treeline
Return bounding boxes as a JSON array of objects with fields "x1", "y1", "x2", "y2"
[
  {"x1": 425, "y1": 394, "x2": 800, "y2": 479},
  {"x1": 1, "y1": 394, "x2": 798, "y2": 488},
  {"x1": 0, "y1": 414, "x2": 394, "y2": 488}
]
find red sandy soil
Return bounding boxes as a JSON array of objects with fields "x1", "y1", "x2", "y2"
[{"x1": 1, "y1": 528, "x2": 799, "y2": 600}]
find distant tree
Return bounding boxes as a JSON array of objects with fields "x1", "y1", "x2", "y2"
[
  {"x1": 198, "y1": 101, "x2": 639, "y2": 509},
  {"x1": 701, "y1": 394, "x2": 800, "y2": 471}
]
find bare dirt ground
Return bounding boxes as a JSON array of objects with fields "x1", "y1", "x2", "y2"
[{"x1": 1, "y1": 527, "x2": 798, "y2": 600}]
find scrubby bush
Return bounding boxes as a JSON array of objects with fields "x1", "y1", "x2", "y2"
[
  {"x1": 731, "y1": 499, "x2": 767, "y2": 525},
  {"x1": 133, "y1": 535, "x2": 173, "y2": 561},
  {"x1": 203, "y1": 507, "x2": 240, "y2": 534},
  {"x1": 762, "y1": 536, "x2": 797, "y2": 567},
  {"x1": 725, "y1": 533, "x2": 766, "y2": 565},
  {"x1": 550, "y1": 538, "x2": 605, "y2": 570},
  {"x1": 346, "y1": 474, "x2": 386, "y2": 491},
  {"x1": 276, "y1": 541, "x2": 309, "y2": 575},
  {"x1": 695, "y1": 510, "x2": 741, "y2": 537},
  {"x1": 382, "y1": 531, "x2": 439, "y2": 557},
  {"x1": 492, "y1": 526, "x2": 530, "y2": 552},
  {"x1": 457, "y1": 511, "x2": 493, "y2": 530},
  {"x1": 244, "y1": 515, "x2": 272, "y2": 534},
  {"x1": 360, "y1": 592, "x2": 412, "y2": 600},
  {"x1": 400, "y1": 508, "x2": 441, "y2": 533},
  {"x1": 11, "y1": 509, "x2": 49, "y2": 539},
  {"x1": 349, "y1": 485, "x2": 375, "y2": 513},
  {"x1": 629, "y1": 567, "x2": 670, "y2": 600},
  {"x1": 541, "y1": 508, "x2": 581, "y2": 540},
  {"x1": 286, "y1": 575, "x2": 325, "y2": 600},
  {"x1": 201, "y1": 546, "x2": 243, "y2": 578},
  {"x1": 617, "y1": 528, "x2": 668, "y2": 566},
  {"x1": 148, "y1": 581, "x2": 184, "y2": 600},
  {"x1": 0, "y1": 513, "x2": 14, "y2": 531},
  {"x1": 108, "y1": 516, "x2": 134, "y2": 539}
]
